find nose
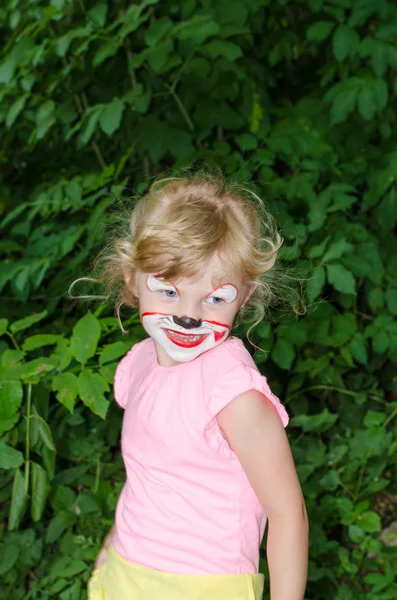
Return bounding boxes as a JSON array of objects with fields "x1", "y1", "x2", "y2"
[{"x1": 173, "y1": 316, "x2": 202, "y2": 330}]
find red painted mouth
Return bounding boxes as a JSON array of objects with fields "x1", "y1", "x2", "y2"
[{"x1": 163, "y1": 328, "x2": 209, "y2": 348}]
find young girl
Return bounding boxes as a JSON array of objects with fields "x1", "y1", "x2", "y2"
[{"x1": 86, "y1": 173, "x2": 309, "y2": 600}]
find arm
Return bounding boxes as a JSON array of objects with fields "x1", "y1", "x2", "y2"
[
  {"x1": 95, "y1": 523, "x2": 116, "y2": 569},
  {"x1": 216, "y1": 390, "x2": 308, "y2": 600}
]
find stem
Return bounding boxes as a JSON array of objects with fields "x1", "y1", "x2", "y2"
[
  {"x1": 143, "y1": 154, "x2": 150, "y2": 178},
  {"x1": 80, "y1": 92, "x2": 108, "y2": 169},
  {"x1": 125, "y1": 44, "x2": 138, "y2": 89},
  {"x1": 5, "y1": 331, "x2": 22, "y2": 351},
  {"x1": 353, "y1": 453, "x2": 369, "y2": 501},
  {"x1": 25, "y1": 384, "x2": 32, "y2": 495},
  {"x1": 164, "y1": 82, "x2": 194, "y2": 131},
  {"x1": 383, "y1": 405, "x2": 397, "y2": 428},
  {"x1": 170, "y1": 49, "x2": 196, "y2": 93},
  {"x1": 93, "y1": 457, "x2": 101, "y2": 494},
  {"x1": 287, "y1": 385, "x2": 361, "y2": 401},
  {"x1": 91, "y1": 141, "x2": 108, "y2": 170}
]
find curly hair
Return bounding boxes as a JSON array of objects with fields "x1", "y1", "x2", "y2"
[{"x1": 71, "y1": 169, "x2": 305, "y2": 343}]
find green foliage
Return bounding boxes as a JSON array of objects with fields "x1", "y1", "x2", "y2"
[{"x1": 0, "y1": 0, "x2": 397, "y2": 598}]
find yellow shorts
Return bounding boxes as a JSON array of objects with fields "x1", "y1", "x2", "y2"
[{"x1": 88, "y1": 546, "x2": 265, "y2": 600}]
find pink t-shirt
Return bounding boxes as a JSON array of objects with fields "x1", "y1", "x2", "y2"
[{"x1": 112, "y1": 336, "x2": 289, "y2": 575}]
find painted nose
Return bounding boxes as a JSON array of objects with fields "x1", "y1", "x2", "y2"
[{"x1": 173, "y1": 315, "x2": 202, "y2": 330}]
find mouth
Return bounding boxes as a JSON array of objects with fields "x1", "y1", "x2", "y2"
[{"x1": 163, "y1": 328, "x2": 209, "y2": 348}]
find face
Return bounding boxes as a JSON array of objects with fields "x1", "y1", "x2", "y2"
[{"x1": 133, "y1": 255, "x2": 251, "y2": 366}]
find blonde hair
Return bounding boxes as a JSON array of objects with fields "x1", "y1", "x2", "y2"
[{"x1": 72, "y1": 170, "x2": 305, "y2": 343}]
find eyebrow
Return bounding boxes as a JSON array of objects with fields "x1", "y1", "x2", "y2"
[{"x1": 149, "y1": 276, "x2": 238, "y2": 299}]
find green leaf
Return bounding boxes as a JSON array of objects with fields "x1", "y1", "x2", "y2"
[
  {"x1": 307, "y1": 21, "x2": 335, "y2": 41},
  {"x1": 1, "y1": 358, "x2": 58, "y2": 384},
  {"x1": 367, "y1": 287, "x2": 384, "y2": 311},
  {"x1": 201, "y1": 40, "x2": 243, "y2": 61},
  {"x1": 46, "y1": 510, "x2": 76, "y2": 543},
  {"x1": 0, "y1": 55, "x2": 16, "y2": 85},
  {"x1": 0, "y1": 381, "x2": 23, "y2": 435},
  {"x1": 70, "y1": 312, "x2": 101, "y2": 364},
  {"x1": 22, "y1": 334, "x2": 62, "y2": 351},
  {"x1": 55, "y1": 34, "x2": 73, "y2": 57},
  {"x1": 271, "y1": 338, "x2": 295, "y2": 370},
  {"x1": 6, "y1": 95, "x2": 29, "y2": 128},
  {"x1": 378, "y1": 189, "x2": 397, "y2": 232},
  {"x1": 358, "y1": 79, "x2": 387, "y2": 120},
  {"x1": 31, "y1": 462, "x2": 50, "y2": 522},
  {"x1": 319, "y1": 470, "x2": 341, "y2": 491},
  {"x1": 78, "y1": 369, "x2": 109, "y2": 418},
  {"x1": 93, "y1": 41, "x2": 120, "y2": 67},
  {"x1": 372, "y1": 330, "x2": 389, "y2": 353},
  {"x1": 359, "y1": 511, "x2": 381, "y2": 533},
  {"x1": 88, "y1": 1, "x2": 108, "y2": 27},
  {"x1": 173, "y1": 16, "x2": 220, "y2": 44},
  {"x1": 99, "y1": 341, "x2": 131, "y2": 365},
  {"x1": 10, "y1": 310, "x2": 47, "y2": 333},
  {"x1": 8, "y1": 469, "x2": 28, "y2": 530},
  {"x1": 0, "y1": 319, "x2": 8, "y2": 335},
  {"x1": 235, "y1": 133, "x2": 257, "y2": 151},
  {"x1": 0, "y1": 534, "x2": 20, "y2": 576},
  {"x1": 322, "y1": 239, "x2": 354, "y2": 263},
  {"x1": 2, "y1": 349, "x2": 25, "y2": 369},
  {"x1": 0, "y1": 443, "x2": 24, "y2": 469},
  {"x1": 385, "y1": 288, "x2": 397, "y2": 315},
  {"x1": 348, "y1": 334, "x2": 368, "y2": 365},
  {"x1": 348, "y1": 525, "x2": 366, "y2": 543},
  {"x1": 77, "y1": 492, "x2": 100, "y2": 514},
  {"x1": 99, "y1": 97, "x2": 125, "y2": 136},
  {"x1": 78, "y1": 106, "x2": 102, "y2": 145},
  {"x1": 60, "y1": 580, "x2": 82, "y2": 599},
  {"x1": 51, "y1": 558, "x2": 87, "y2": 578},
  {"x1": 145, "y1": 39, "x2": 174, "y2": 72},
  {"x1": 34, "y1": 100, "x2": 56, "y2": 140},
  {"x1": 290, "y1": 409, "x2": 339, "y2": 432},
  {"x1": 52, "y1": 373, "x2": 78, "y2": 413},
  {"x1": 324, "y1": 77, "x2": 361, "y2": 125},
  {"x1": 371, "y1": 41, "x2": 389, "y2": 77},
  {"x1": 144, "y1": 16, "x2": 173, "y2": 47},
  {"x1": 326, "y1": 263, "x2": 356, "y2": 295},
  {"x1": 33, "y1": 414, "x2": 56, "y2": 451},
  {"x1": 364, "y1": 411, "x2": 386, "y2": 428},
  {"x1": 333, "y1": 25, "x2": 360, "y2": 62}
]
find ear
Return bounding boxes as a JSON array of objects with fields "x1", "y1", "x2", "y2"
[
  {"x1": 240, "y1": 283, "x2": 256, "y2": 310},
  {"x1": 122, "y1": 265, "x2": 138, "y2": 297}
]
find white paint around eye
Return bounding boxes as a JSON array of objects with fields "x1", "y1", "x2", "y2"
[
  {"x1": 208, "y1": 284, "x2": 238, "y2": 303},
  {"x1": 146, "y1": 274, "x2": 177, "y2": 293}
]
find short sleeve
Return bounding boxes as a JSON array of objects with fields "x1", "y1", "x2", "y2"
[
  {"x1": 204, "y1": 364, "x2": 289, "y2": 458},
  {"x1": 113, "y1": 346, "x2": 137, "y2": 409}
]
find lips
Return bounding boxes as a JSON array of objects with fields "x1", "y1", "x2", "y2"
[{"x1": 163, "y1": 328, "x2": 209, "y2": 348}]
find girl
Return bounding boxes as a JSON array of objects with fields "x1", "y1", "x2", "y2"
[{"x1": 86, "y1": 173, "x2": 309, "y2": 600}]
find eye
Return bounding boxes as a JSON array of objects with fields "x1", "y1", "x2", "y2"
[
  {"x1": 207, "y1": 296, "x2": 225, "y2": 305},
  {"x1": 162, "y1": 289, "x2": 178, "y2": 298}
]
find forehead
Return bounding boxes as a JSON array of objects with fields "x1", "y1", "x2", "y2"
[{"x1": 173, "y1": 255, "x2": 241, "y2": 290}]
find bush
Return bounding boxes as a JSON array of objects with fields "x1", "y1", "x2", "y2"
[{"x1": 0, "y1": 0, "x2": 396, "y2": 598}]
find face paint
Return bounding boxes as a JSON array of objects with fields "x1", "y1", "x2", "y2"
[
  {"x1": 142, "y1": 312, "x2": 230, "y2": 363},
  {"x1": 146, "y1": 273, "x2": 179, "y2": 295},
  {"x1": 205, "y1": 283, "x2": 238, "y2": 304},
  {"x1": 137, "y1": 268, "x2": 245, "y2": 365}
]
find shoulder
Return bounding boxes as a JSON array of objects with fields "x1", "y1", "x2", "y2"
[
  {"x1": 205, "y1": 336, "x2": 289, "y2": 428},
  {"x1": 201, "y1": 336, "x2": 257, "y2": 383},
  {"x1": 114, "y1": 338, "x2": 152, "y2": 408}
]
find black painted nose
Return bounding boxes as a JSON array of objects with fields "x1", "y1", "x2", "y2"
[{"x1": 173, "y1": 315, "x2": 202, "y2": 330}]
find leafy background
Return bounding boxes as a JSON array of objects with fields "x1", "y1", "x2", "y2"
[{"x1": 1, "y1": 0, "x2": 397, "y2": 598}]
